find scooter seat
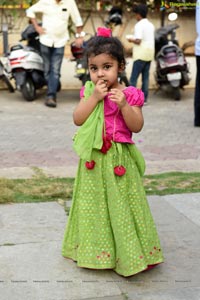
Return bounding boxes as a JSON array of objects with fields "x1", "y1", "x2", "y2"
[
  {"x1": 10, "y1": 44, "x2": 24, "y2": 51},
  {"x1": 25, "y1": 46, "x2": 41, "y2": 55}
]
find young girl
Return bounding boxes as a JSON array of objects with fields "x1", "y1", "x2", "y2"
[{"x1": 62, "y1": 27, "x2": 164, "y2": 277}]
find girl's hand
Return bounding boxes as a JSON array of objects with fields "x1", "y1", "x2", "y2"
[
  {"x1": 92, "y1": 80, "x2": 108, "y2": 102},
  {"x1": 109, "y1": 88, "x2": 127, "y2": 109}
]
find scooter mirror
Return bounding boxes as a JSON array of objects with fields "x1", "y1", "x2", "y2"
[{"x1": 168, "y1": 12, "x2": 178, "y2": 21}]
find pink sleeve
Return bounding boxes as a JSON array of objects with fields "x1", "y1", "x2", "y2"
[
  {"x1": 123, "y1": 86, "x2": 144, "y2": 106},
  {"x1": 80, "y1": 86, "x2": 85, "y2": 98}
]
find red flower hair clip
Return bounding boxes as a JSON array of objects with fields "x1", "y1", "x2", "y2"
[{"x1": 97, "y1": 27, "x2": 112, "y2": 38}]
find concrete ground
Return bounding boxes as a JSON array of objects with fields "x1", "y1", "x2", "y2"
[
  {"x1": 0, "y1": 87, "x2": 200, "y2": 178},
  {"x1": 0, "y1": 87, "x2": 200, "y2": 300}
]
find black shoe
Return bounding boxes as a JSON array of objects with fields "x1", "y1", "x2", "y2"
[{"x1": 45, "y1": 98, "x2": 57, "y2": 108}]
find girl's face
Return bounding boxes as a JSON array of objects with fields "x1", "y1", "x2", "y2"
[{"x1": 88, "y1": 53, "x2": 122, "y2": 89}]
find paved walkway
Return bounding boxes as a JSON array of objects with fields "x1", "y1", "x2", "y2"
[
  {"x1": 0, "y1": 88, "x2": 199, "y2": 178},
  {"x1": 0, "y1": 88, "x2": 200, "y2": 300},
  {"x1": 1, "y1": 193, "x2": 200, "y2": 300}
]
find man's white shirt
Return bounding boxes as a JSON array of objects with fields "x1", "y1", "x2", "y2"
[
  {"x1": 196, "y1": 0, "x2": 200, "y2": 55},
  {"x1": 132, "y1": 18, "x2": 155, "y2": 61},
  {"x1": 26, "y1": 0, "x2": 83, "y2": 48}
]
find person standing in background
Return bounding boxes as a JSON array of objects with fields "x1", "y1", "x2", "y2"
[
  {"x1": 26, "y1": 0, "x2": 84, "y2": 108},
  {"x1": 194, "y1": 0, "x2": 200, "y2": 126},
  {"x1": 127, "y1": 4, "x2": 155, "y2": 104}
]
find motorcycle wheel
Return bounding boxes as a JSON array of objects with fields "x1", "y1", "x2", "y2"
[
  {"x1": 173, "y1": 87, "x2": 181, "y2": 101},
  {"x1": 2, "y1": 75, "x2": 15, "y2": 93},
  {"x1": 21, "y1": 77, "x2": 36, "y2": 101}
]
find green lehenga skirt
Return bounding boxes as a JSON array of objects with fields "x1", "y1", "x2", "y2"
[{"x1": 62, "y1": 143, "x2": 164, "y2": 277}]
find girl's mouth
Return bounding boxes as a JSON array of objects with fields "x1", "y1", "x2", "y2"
[
  {"x1": 104, "y1": 80, "x2": 108, "y2": 86},
  {"x1": 104, "y1": 80, "x2": 112, "y2": 91}
]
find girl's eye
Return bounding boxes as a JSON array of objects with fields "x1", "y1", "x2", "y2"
[
  {"x1": 89, "y1": 66, "x2": 97, "y2": 72},
  {"x1": 104, "y1": 64, "x2": 112, "y2": 70}
]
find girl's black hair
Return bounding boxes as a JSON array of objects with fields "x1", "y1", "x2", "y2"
[{"x1": 85, "y1": 35, "x2": 126, "y2": 69}]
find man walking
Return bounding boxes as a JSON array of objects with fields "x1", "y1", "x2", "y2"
[
  {"x1": 127, "y1": 4, "x2": 155, "y2": 104},
  {"x1": 26, "y1": 0, "x2": 84, "y2": 108}
]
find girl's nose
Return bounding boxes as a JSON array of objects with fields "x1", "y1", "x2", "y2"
[{"x1": 97, "y1": 69, "x2": 104, "y2": 77}]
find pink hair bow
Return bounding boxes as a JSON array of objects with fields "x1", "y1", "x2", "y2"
[{"x1": 97, "y1": 27, "x2": 112, "y2": 37}]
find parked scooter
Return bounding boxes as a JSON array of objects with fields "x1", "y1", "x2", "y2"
[
  {"x1": 8, "y1": 24, "x2": 46, "y2": 101},
  {"x1": 70, "y1": 38, "x2": 90, "y2": 86},
  {"x1": 0, "y1": 56, "x2": 15, "y2": 93},
  {"x1": 105, "y1": 6, "x2": 129, "y2": 86},
  {"x1": 155, "y1": 15, "x2": 190, "y2": 100}
]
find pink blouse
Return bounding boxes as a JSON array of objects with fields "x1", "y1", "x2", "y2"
[{"x1": 80, "y1": 86, "x2": 144, "y2": 144}]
